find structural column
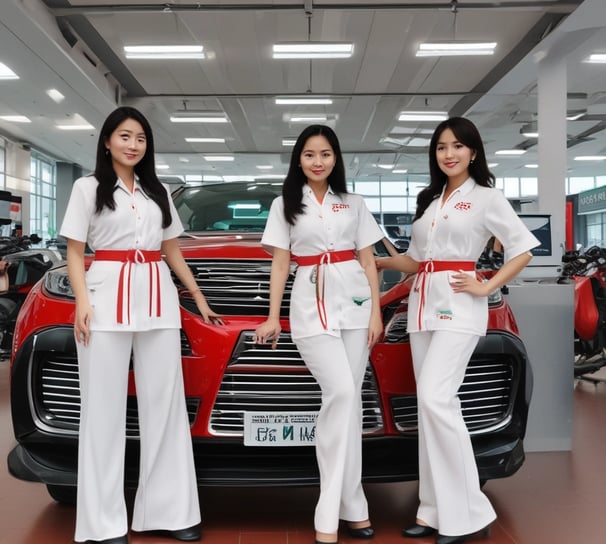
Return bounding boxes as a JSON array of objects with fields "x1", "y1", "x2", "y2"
[{"x1": 537, "y1": 55, "x2": 567, "y2": 268}]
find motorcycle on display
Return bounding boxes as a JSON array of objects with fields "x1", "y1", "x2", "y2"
[
  {"x1": 0, "y1": 235, "x2": 64, "y2": 359},
  {"x1": 557, "y1": 245, "x2": 606, "y2": 379}
]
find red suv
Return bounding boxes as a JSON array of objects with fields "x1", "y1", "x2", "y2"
[{"x1": 8, "y1": 181, "x2": 532, "y2": 504}]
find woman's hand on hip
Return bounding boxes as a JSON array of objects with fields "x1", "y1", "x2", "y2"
[{"x1": 449, "y1": 271, "x2": 491, "y2": 297}]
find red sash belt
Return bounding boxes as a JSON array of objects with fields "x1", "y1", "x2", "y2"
[
  {"x1": 94, "y1": 249, "x2": 162, "y2": 325},
  {"x1": 414, "y1": 260, "x2": 476, "y2": 330},
  {"x1": 292, "y1": 249, "x2": 357, "y2": 331}
]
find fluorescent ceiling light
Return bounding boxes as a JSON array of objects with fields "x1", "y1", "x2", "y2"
[
  {"x1": 156, "y1": 164, "x2": 170, "y2": 170},
  {"x1": 170, "y1": 112, "x2": 228, "y2": 123},
  {"x1": 520, "y1": 122, "x2": 538, "y2": 138},
  {"x1": 179, "y1": 157, "x2": 189, "y2": 163},
  {"x1": 574, "y1": 156, "x2": 606, "y2": 161},
  {"x1": 256, "y1": 165, "x2": 274, "y2": 170},
  {"x1": 585, "y1": 53, "x2": 606, "y2": 63},
  {"x1": 275, "y1": 97, "x2": 333, "y2": 105},
  {"x1": 416, "y1": 42, "x2": 497, "y2": 57},
  {"x1": 185, "y1": 137, "x2": 226, "y2": 143},
  {"x1": 495, "y1": 149, "x2": 526, "y2": 155},
  {"x1": 204, "y1": 155, "x2": 234, "y2": 162},
  {"x1": 398, "y1": 111, "x2": 448, "y2": 122},
  {"x1": 407, "y1": 137, "x2": 432, "y2": 147},
  {"x1": 0, "y1": 115, "x2": 31, "y2": 123},
  {"x1": 56, "y1": 114, "x2": 94, "y2": 130},
  {"x1": 391, "y1": 126, "x2": 434, "y2": 135},
  {"x1": 46, "y1": 89, "x2": 65, "y2": 103},
  {"x1": 566, "y1": 112, "x2": 585, "y2": 121},
  {"x1": 392, "y1": 169, "x2": 408, "y2": 174},
  {"x1": 124, "y1": 45, "x2": 204, "y2": 59},
  {"x1": 374, "y1": 164, "x2": 395, "y2": 170},
  {"x1": 525, "y1": 164, "x2": 539, "y2": 169},
  {"x1": 273, "y1": 42, "x2": 354, "y2": 59},
  {"x1": 488, "y1": 163, "x2": 499, "y2": 168},
  {"x1": 289, "y1": 115, "x2": 328, "y2": 123},
  {"x1": 282, "y1": 138, "x2": 296, "y2": 146},
  {"x1": 57, "y1": 124, "x2": 94, "y2": 130},
  {"x1": 0, "y1": 62, "x2": 18, "y2": 80}
]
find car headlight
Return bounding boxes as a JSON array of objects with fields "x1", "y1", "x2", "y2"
[
  {"x1": 384, "y1": 311, "x2": 409, "y2": 343},
  {"x1": 44, "y1": 267, "x2": 74, "y2": 298}
]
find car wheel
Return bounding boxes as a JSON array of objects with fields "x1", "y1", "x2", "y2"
[{"x1": 46, "y1": 484, "x2": 77, "y2": 505}]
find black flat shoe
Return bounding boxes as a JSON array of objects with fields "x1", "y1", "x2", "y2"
[
  {"x1": 435, "y1": 523, "x2": 491, "y2": 544},
  {"x1": 149, "y1": 525, "x2": 201, "y2": 541},
  {"x1": 435, "y1": 535, "x2": 465, "y2": 544},
  {"x1": 347, "y1": 525, "x2": 375, "y2": 539},
  {"x1": 402, "y1": 523, "x2": 436, "y2": 538},
  {"x1": 83, "y1": 536, "x2": 128, "y2": 544}
]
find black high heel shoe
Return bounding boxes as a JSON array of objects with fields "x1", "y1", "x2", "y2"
[
  {"x1": 347, "y1": 524, "x2": 375, "y2": 539},
  {"x1": 401, "y1": 523, "x2": 436, "y2": 538}
]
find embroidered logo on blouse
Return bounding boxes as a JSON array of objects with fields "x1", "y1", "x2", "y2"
[
  {"x1": 352, "y1": 296, "x2": 370, "y2": 306},
  {"x1": 437, "y1": 310, "x2": 453, "y2": 320},
  {"x1": 454, "y1": 202, "x2": 472, "y2": 211},
  {"x1": 332, "y1": 203, "x2": 350, "y2": 213}
]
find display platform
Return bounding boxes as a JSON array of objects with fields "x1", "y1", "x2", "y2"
[{"x1": 506, "y1": 279, "x2": 574, "y2": 452}]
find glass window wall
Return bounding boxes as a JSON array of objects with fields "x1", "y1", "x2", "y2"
[{"x1": 30, "y1": 151, "x2": 57, "y2": 243}]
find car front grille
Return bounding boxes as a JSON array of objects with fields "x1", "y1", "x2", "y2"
[
  {"x1": 33, "y1": 343, "x2": 199, "y2": 437},
  {"x1": 209, "y1": 331, "x2": 384, "y2": 436},
  {"x1": 390, "y1": 356, "x2": 514, "y2": 435},
  {"x1": 180, "y1": 259, "x2": 295, "y2": 316}
]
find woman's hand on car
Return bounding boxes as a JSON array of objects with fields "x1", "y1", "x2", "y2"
[{"x1": 255, "y1": 318, "x2": 281, "y2": 350}]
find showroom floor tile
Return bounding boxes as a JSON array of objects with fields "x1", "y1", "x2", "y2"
[{"x1": 1, "y1": 361, "x2": 605, "y2": 544}]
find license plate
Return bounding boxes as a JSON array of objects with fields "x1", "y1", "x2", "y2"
[{"x1": 243, "y1": 411, "x2": 318, "y2": 446}]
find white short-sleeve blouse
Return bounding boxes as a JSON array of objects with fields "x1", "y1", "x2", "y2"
[
  {"x1": 406, "y1": 178, "x2": 540, "y2": 335},
  {"x1": 262, "y1": 185, "x2": 384, "y2": 339},
  {"x1": 60, "y1": 175, "x2": 184, "y2": 331}
]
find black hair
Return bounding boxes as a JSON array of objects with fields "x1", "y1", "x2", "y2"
[
  {"x1": 414, "y1": 116, "x2": 494, "y2": 221},
  {"x1": 93, "y1": 106, "x2": 171, "y2": 228},
  {"x1": 282, "y1": 124, "x2": 348, "y2": 225}
]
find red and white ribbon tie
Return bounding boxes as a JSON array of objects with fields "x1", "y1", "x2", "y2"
[
  {"x1": 414, "y1": 260, "x2": 476, "y2": 330},
  {"x1": 94, "y1": 249, "x2": 162, "y2": 324},
  {"x1": 292, "y1": 249, "x2": 356, "y2": 330}
]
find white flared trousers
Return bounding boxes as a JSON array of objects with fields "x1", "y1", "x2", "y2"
[
  {"x1": 296, "y1": 329, "x2": 370, "y2": 534},
  {"x1": 410, "y1": 330, "x2": 496, "y2": 537},
  {"x1": 74, "y1": 329, "x2": 201, "y2": 543}
]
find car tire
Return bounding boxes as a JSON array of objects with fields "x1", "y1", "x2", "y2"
[{"x1": 46, "y1": 484, "x2": 77, "y2": 505}]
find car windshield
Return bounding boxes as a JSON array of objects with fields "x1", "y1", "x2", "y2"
[{"x1": 171, "y1": 182, "x2": 283, "y2": 233}]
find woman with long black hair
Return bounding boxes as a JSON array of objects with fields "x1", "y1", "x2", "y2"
[
  {"x1": 61, "y1": 106, "x2": 222, "y2": 544},
  {"x1": 378, "y1": 117, "x2": 538, "y2": 544},
  {"x1": 255, "y1": 125, "x2": 384, "y2": 544}
]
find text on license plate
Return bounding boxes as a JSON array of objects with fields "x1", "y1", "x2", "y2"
[{"x1": 243, "y1": 412, "x2": 318, "y2": 446}]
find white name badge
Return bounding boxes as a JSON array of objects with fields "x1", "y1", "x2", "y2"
[{"x1": 243, "y1": 412, "x2": 318, "y2": 446}]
